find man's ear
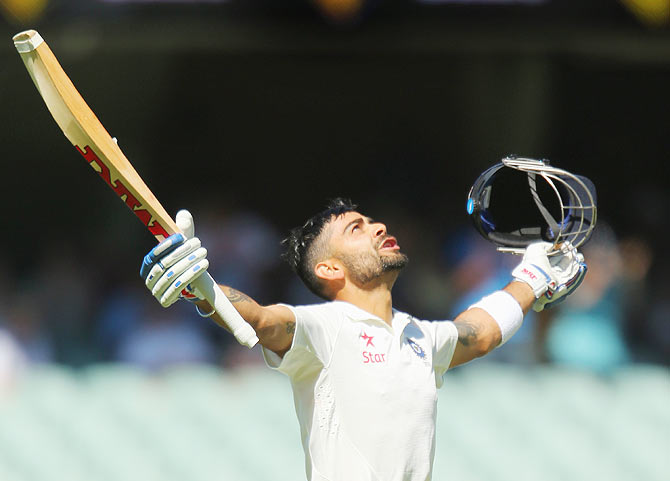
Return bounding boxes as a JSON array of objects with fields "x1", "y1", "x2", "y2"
[{"x1": 315, "y1": 259, "x2": 345, "y2": 282}]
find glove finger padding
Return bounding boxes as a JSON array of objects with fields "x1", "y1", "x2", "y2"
[
  {"x1": 145, "y1": 238, "x2": 202, "y2": 291},
  {"x1": 140, "y1": 233, "x2": 187, "y2": 281},
  {"x1": 139, "y1": 211, "x2": 212, "y2": 308},
  {"x1": 533, "y1": 263, "x2": 587, "y2": 312},
  {"x1": 139, "y1": 228, "x2": 211, "y2": 307},
  {"x1": 159, "y1": 258, "x2": 210, "y2": 307},
  {"x1": 151, "y1": 247, "x2": 209, "y2": 307},
  {"x1": 532, "y1": 242, "x2": 587, "y2": 312}
]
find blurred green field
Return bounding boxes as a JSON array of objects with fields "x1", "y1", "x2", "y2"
[{"x1": 0, "y1": 363, "x2": 667, "y2": 481}]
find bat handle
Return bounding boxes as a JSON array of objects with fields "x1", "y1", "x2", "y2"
[{"x1": 191, "y1": 273, "x2": 259, "y2": 348}]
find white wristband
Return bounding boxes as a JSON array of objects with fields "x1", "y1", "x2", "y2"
[{"x1": 469, "y1": 291, "x2": 524, "y2": 346}]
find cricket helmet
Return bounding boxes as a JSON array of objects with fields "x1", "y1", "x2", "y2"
[{"x1": 466, "y1": 156, "x2": 597, "y2": 254}]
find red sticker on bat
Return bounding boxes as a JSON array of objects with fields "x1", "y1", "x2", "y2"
[{"x1": 75, "y1": 145, "x2": 170, "y2": 239}]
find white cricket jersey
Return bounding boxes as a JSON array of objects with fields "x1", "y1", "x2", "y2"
[{"x1": 262, "y1": 301, "x2": 459, "y2": 481}]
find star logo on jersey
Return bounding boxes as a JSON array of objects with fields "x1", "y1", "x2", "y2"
[{"x1": 360, "y1": 331, "x2": 375, "y2": 347}]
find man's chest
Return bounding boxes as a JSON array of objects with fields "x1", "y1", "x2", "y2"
[
  {"x1": 328, "y1": 320, "x2": 436, "y2": 388},
  {"x1": 312, "y1": 318, "x2": 439, "y2": 439}
]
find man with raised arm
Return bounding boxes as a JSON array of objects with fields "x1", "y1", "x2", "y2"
[{"x1": 140, "y1": 198, "x2": 586, "y2": 481}]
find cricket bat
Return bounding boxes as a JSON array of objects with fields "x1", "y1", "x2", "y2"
[{"x1": 13, "y1": 29, "x2": 258, "y2": 348}]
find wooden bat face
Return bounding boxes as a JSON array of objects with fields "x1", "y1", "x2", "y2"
[
  {"x1": 13, "y1": 29, "x2": 177, "y2": 241},
  {"x1": 14, "y1": 29, "x2": 259, "y2": 348}
]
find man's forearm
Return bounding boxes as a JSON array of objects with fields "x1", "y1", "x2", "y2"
[
  {"x1": 195, "y1": 286, "x2": 295, "y2": 355},
  {"x1": 449, "y1": 281, "x2": 534, "y2": 368},
  {"x1": 502, "y1": 281, "x2": 536, "y2": 315},
  {"x1": 195, "y1": 285, "x2": 264, "y2": 334}
]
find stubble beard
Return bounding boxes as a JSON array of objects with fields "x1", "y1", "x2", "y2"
[{"x1": 340, "y1": 250, "x2": 409, "y2": 286}]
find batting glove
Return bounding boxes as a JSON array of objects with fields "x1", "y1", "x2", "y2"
[
  {"x1": 512, "y1": 241, "x2": 587, "y2": 312},
  {"x1": 139, "y1": 210, "x2": 209, "y2": 307}
]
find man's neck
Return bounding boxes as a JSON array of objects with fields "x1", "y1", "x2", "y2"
[{"x1": 333, "y1": 280, "x2": 395, "y2": 324}]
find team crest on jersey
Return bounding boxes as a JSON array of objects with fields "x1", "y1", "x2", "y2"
[{"x1": 407, "y1": 338, "x2": 426, "y2": 360}]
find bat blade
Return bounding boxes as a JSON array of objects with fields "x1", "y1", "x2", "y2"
[
  {"x1": 13, "y1": 30, "x2": 176, "y2": 240},
  {"x1": 14, "y1": 30, "x2": 258, "y2": 348}
]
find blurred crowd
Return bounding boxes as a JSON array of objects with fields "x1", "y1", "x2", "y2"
[{"x1": 0, "y1": 202, "x2": 668, "y2": 389}]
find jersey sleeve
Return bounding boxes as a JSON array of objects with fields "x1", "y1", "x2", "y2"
[
  {"x1": 262, "y1": 303, "x2": 341, "y2": 378},
  {"x1": 420, "y1": 320, "x2": 459, "y2": 388}
]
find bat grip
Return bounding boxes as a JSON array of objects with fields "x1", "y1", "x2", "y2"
[{"x1": 191, "y1": 273, "x2": 259, "y2": 348}]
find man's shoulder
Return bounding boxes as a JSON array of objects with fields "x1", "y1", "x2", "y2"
[
  {"x1": 289, "y1": 300, "x2": 345, "y2": 320},
  {"x1": 292, "y1": 300, "x2": 339, "y2": 311},
  {"x1": 292, "y1": 300, "x2": 378, "y2": 324},
  {"x1": 392, "y1": 308, "x2": 440, "y2": 324},
  {"x1": 394, "y1": 310, "x2": 456, "y2": 336}
]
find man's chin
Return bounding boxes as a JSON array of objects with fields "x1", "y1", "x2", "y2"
[{"x1": 381, "y1": 252, "x2": 409, "y2": 271}]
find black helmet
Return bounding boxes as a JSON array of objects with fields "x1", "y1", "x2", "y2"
[{"x1": 467, "y1": 156, "x2": 597, "y2": 254}]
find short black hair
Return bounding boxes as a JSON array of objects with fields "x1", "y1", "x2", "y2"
[{"x1": 282, "y1": 198, "x2": 358, "y2": 299}]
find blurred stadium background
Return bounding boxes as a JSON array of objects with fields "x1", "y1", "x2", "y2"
[{"x1": 0, "y1": 1, "x2": 668, "y2": 480}]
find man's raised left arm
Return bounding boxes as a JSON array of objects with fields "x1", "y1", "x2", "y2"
[{"x1": 449, "y1": 241, "x2": 587, "y2": 368}]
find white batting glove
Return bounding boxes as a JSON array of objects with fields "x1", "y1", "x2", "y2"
[
  {"x1": 139, "y1": 210, "x2": 209, "y2": 307},
  {"x1": 512, "y1": 241, "x2": 587, "y2": 312}
]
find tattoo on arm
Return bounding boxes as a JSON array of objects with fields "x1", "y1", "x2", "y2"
[
  {"x1": 286, "y1": 321, "x2": 296, "y2": 335},
  {"x1": 225, "y1": 288, "x2": 252, "y2": 304},
  {"x1": 456, "y1": 319, "x2": 479, "y2": 347}
]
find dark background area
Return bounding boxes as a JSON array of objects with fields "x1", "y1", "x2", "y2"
[{"x1": 0, "y1": 0, "x2": 668, "y2": 367}]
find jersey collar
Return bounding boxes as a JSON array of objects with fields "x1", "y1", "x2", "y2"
[{"x1": 332, "y1": 300, "x2": 413, "y2": 333}]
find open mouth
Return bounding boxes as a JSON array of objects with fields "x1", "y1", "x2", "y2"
[{"x1": 379, "y1": 237, "x2": 400, "y2": 251}]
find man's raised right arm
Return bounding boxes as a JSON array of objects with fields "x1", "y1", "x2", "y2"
[{"x1": 139, "y1": 210, "x2": 295, "y2": 357}]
